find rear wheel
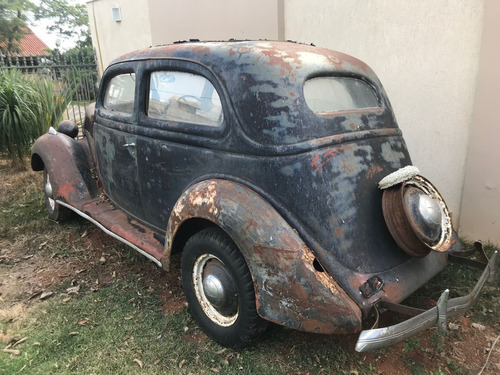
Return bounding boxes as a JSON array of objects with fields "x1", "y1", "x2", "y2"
[
  {"x1": 43, "y1": 170, "x2": 71, "y2": 221},
  {"x1": 181, "y1": 227, "x2": 267, "y2": 347}
]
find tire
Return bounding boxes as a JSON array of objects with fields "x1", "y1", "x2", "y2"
[
  {"x1": 43, "y1": 170, "x2": 72, "y2": 221},
  {"x1": 181, "y1": 227, "x2": 267, "y2": 347}
]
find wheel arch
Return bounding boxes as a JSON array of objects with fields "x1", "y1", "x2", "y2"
[
  {"x1": 31, "y1": 132, "x2": 98, "y2": 208},
  {"x1": 170, "y1": 218, "x2": 218, "y2": 255},
  {"x1": 31, "y1": 152, "x2": 45, "y2": 171},
  {"x1": 163, "y1": 179, "x2": 362, "y2": 334}
]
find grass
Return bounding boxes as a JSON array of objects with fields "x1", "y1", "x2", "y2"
[
  {"x1": 1, "y1": 280, "x2": 365, "y2": 374},
  {"x1": 1, "y1": 160, "x2": 499, "y2": 374}
]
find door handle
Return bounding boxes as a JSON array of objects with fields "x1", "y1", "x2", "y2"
[{"x1": 123, "y1": 143, "x2": 136, "y2": 147}]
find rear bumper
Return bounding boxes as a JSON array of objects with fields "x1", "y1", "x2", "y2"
[{"x1": 355, "y1": 249, "x2": 497, "y2": 352}]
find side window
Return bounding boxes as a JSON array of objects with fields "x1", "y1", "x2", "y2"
[
  {"x1": 103, "y1": 73, "x2": 135, "y2": 115},
  {"x1": 148, "y1": 71, "x2": 223, "y2": 127}
]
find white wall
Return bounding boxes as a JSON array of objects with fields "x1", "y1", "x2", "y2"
[
  {"x1": 87, "y1": 0, "x2": 153, "y2": 74},
  {"x1": 459, "y1": 0, "x2": 500, "y2": 246},
  {"x1": 147, "y1": 0, "x2": 283, "y2": 46},
  {"x1": 87, "y1": 0, "x2": 283, "y2": 73},
  {"x1": 284, "y1": 0, "x2": 484, "y2": 226}
]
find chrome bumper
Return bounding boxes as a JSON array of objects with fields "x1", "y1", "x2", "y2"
[{"x1": 355, "y1": 250, "x2": 497, "y2": 352}]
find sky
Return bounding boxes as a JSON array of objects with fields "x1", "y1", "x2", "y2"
[{"x1": 28, "y1": 0, "x2": 87, "y2": 51}]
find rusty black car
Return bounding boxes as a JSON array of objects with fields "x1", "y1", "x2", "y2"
[{"x1": 31, "y1": 41, "x2": 497, "y2": 351}]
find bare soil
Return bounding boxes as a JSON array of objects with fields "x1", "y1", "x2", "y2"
[{"x1": 1, "y1": 166, "x2": 499, "y2": 374}]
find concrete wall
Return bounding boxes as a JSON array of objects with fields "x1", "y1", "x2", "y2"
[
  {"x1": 87, "y1": 0, "x2": 153, "y2": 74},
  {"x1": 147, "y1": 0, "x2": 283, "y2": 46},
  {"x1": 284, "y1": 0, "x2": 484, "y2": 226},
  {"x1": 459, "y1": 0, "x2": 500, "y2": 246},
  {"x1": 87, "y1": 0, "x2": 283, "y2": 73}
]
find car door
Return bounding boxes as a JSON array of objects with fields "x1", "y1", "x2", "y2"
[
  {"x1": 135, "y1": 65, "x2": 226, "y2": 231},
  {"x1": 94, "y1": 68, "x2": 143, "y2": 219}
]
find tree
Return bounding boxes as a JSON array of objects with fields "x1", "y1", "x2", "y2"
[
  {"x1": 33, "y1": 0, "x2": 91, "y2": 50},
  {"x1": 0, "y1": 0, "x2": 34, "y2": 54}
]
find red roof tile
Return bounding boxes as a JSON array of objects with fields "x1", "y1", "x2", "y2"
[
  {"x1": 0, "y1": 28, "x2": 50, "y2": 56},
  {"x1": 18, "y1": 28, "x2": 50, "y2": 56}
]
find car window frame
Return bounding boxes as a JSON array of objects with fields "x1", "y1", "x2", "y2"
[
  {"x1": 97, "y1": 62, "x2": 138, "y2": 125},
  {"x1": 303, "y1": 75, "x2": 381, "y2": 115},
  {"x1": 137, "y1": 59, "x2": 229, "y2": 139},
  {"x1": 303, "y1": 73, "x2": 382, "y2": 118}
]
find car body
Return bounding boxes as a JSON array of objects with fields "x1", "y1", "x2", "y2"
[{"x1": 31, "y1": 41, "x2": 497, "y2": 351}]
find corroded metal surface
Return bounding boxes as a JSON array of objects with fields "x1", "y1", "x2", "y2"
[
  {"x1": 166, "y1": 179, "x2": 362, "y2": 333},
  {"x1": 32, "y1": 132, "x2": 98, "y2": 206},
  {"x1": 110, "y1": 41, "x2": 397, "y2": 150}
]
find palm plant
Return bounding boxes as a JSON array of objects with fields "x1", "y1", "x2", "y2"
[
  {"x1": 0, "y1": 70, "x2": 77, "y2": 168},
  {"x1": 0, "y1": 69, "x2": 39, "y2": 168},
  {"x1": 30, "y1": 75, "x2": 75, "y2": 134}
]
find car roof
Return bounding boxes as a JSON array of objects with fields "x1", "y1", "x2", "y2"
[
  {"x1": 111, "y1": 40, "x2": 376, "y2": 80},
  {"x1": 109, "y1": 41, "x2": 390, "y2": 147}
]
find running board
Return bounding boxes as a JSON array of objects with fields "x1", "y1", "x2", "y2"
[{"x1": 57, "y1": 199, "x2": 164, "y2": 268}]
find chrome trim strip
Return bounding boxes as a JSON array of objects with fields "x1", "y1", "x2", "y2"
[
  {"x1": 56, "y1": 200, "x2": 163, "y2": 267},
  {"x1": 355, "y1": 250, "x2": 497, "y2": 352}
]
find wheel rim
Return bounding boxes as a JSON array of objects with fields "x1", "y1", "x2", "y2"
[
  {"x1": 44, "y1": 172, "x2": 56, "y2": 211},
  {"x1": 192, "y1": 254, "x2": 238, "y2": 326}
]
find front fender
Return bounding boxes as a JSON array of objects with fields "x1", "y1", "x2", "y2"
[
  {"x1": 31, "y1": 132, "x2": 98, "y2": 208},
  {"x1": 165, "y1": 179, "x2": 362, "y2": 334}
]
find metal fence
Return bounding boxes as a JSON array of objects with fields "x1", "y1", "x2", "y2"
[{"x1": 0, "y1": 52, "x2": 99, "y2": 125}]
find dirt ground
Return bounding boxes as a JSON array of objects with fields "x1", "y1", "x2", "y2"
[{"x1": 1, "y1": 167, "x2": 499, "y2": 374}]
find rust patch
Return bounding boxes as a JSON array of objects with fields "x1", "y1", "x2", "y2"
[
  {"x1": 166, "y1": 179, "x2": 362, "y2": 334},
  {"x1": 189, "y1": 45, "x2": 210, "y2": 55},
  {"x1": 311, "y1": 148, "x2": 339, "y2": 173},
  {"x1": 366, "y1": 164, "x2": 383, "y2": 179}
]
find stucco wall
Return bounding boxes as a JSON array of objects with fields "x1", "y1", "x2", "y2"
[
  {"x1": 284, "y1": 0, "x2": 484, "y2": 226},
  {"x1": 147, "y1": 0, "x2": 282, "y2": 46},
  {"x1": 459, "y1": 0, "x2": 500, "y2": 246},
  {"x1": 87, "y1": 0, "x2": 153, "y2": 74}
]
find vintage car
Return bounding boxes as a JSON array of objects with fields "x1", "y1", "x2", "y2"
[{"x1": 31, "y1": 41, "x2": 497, "y2": 351}]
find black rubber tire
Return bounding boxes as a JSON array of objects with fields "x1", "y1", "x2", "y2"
[
  {"x1": 181, "y1": 227, "x2": 267, "y2": 347},
  {"x1": 43, "y1": 170, "x2": 72, "y2": 221}
]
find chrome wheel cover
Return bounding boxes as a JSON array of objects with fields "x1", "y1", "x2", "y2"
[{"x1": 192, "y1": 254, "x2": 238, "y2": 326}]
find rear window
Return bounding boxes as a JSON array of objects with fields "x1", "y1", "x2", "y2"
[{"x1": 304, "y1": 77, "x2": 379, "y2": 113}]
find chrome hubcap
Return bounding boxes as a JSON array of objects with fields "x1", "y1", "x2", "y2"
[
  {"x1": 417, "y1": 194, "x2": 442, "y2": 229},
  {"x1": 203, "y1": 274, "x2": 225, "y2": 307},
  {"x1": 193, "y1": 254, "x2": 238, "y2": 326}
]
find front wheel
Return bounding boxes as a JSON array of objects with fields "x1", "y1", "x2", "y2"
[
  {"x1": 181, "y1": 227, "x2": 267, "y2": 347},
  {"x1": 43, "y1": 170, "x2": 71, "y2": 221}
]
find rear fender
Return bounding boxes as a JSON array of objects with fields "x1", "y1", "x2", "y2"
[
  {"x1": 31, "y1": 132, "x2": 98, "y2": 208},
  {"x1": 165, "y1": 179, "x2": 362, "y2": 334}
]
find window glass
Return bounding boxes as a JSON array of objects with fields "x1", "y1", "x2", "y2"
[
  {"x1": 304, "y1": 77, "x2": 379, "y2": 113},
  {"x1": 103, "y1": 73, "x2": 135, "y2": 115},
  {"x1": 148, "y1": 71, "x2": 223, "y2": 127}
]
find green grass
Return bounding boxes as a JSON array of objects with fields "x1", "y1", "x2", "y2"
[{"x1": 1, "y1": 277, "x2": 370, "y2": 375}]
